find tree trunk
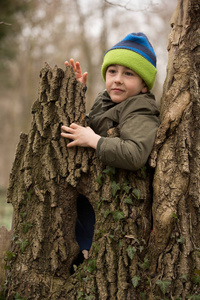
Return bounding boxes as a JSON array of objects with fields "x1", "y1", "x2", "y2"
[
  {"x1": 4, "y1": 63, "x2": 152, "y2": 300},
  {"x1": 2, "y1": 0, "x2": 200, "y2": 299},
  {"x1": 148, "y1": 0, "x2": 200, "y2": 298}
]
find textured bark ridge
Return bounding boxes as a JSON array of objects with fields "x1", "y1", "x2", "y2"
[
  {"x1": 148, "y1": 0, "x2": 200, "y2": 298},
  {"x1": 0, "y1": 227, "x2": 11, "y2": 287},
  {"x1": 6, "y1": 64, "x2": 153, "y2": 299},
  {"x1": 6, "y1": 64, "x2": 93, "y2": 297}
]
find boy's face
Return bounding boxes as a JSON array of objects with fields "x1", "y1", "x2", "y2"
[{"x1": 105, "y1": 65, "x2": 147, "y2": 103}]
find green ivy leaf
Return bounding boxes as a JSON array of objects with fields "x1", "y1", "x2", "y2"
[
  {"x1": 111, "y1": 181, "x2": 121, "y2": 197},
  {"x1": 95, "y1": 173, "x2": 103, "y2": 185},
  {"x1": 26, "y1": 190, "x2": 32, "y2": 201},
  {"x1": 85, "y1": 295, "x2": 95, "y2": 300},
  {"x1": 139, "y1": 246, "x2": 144, "y2": 253},
  {"x1": 132, "y1": 189, "x2": 141, "y2": 200},
  {"x1": 20, "y1": 212, "x2": 27, "y2": 221},
  {"x1": 96, "y1": 201, "x2": 101, "y2": 210},
  {"x1": 102, "y1": 209, "x2": 110, "y2": 218},
  {"x1": 14, "y1": 293, "x2": 26, "y2": 300},
  {"x1": 138, "y1": 258, "x2": 150, "y2": 270},
  {"x1": 22, "y1": 222, "x2": 33, "y2": 234},
  {"x1": 124, "y1": 197, "x2": 133, "y2": 205},
  {"x1": 113, "y1": 211, "x2": 124, "y2": 221},
  {"x1": 131, "y1": 276, "x2": 140, "y2": 288},
  {"x1": 191, "y1": 295, "x2": 200, "y2": 300},
  {"x1": 170, "y1": 211, "x2": 178, "y2": 219},
  {"x1": 103, "y1": 166, "x2": 116, "y2": 180},
  {"x1": 93, "y1": 243, "x2": 99, "y2": 253},
  {"x1": 118, "y1": 239, "x2": 123, "y2": 248},
  {"x1": 87, "y1": 259, "x2": 97, "y2": 274},
  {"x1": 103, "y1": 166, "x2": 116, "y2": 174},
  {"x1": 16, "y1": 239, "x2": 30, "y2": 253},
  {"x1": 181, "y1": 273, "x2": 189, "y2": 281},
  {"x1": 126, "y1": 245, "x2": 136, "y2": 260},
  {"x1": 4, "y1": 251, "x2": 15, "y2": 261},
  {"x1": 77, "y1": 291, "x2": 84, "y2": 300},
  {"x1": 193, "y1": 274, "x2": 200, "y2": 285},
  {"x1": 140, "y1": 166, "x2": 147, "y2": 178},
  {"x1": 156, "y1": 280, "x2": 171, "y2": 295},
  {"x1": 122, "y1": 182, "x2": 131, "y2": 194},
  {"x1": 177, "y1": 236, "x2": 185, "y2": 244},
  {"x1": 140, "y1": 292, "x2": 146, "y2": 300},
  {"x1": 4, "y1": 264, "x2": 11, "y2": 271},
  {"x1": 83, "y1": 276, "x2": 91, "y2": 283}
]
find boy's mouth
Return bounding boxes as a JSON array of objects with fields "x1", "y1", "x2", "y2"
[{"x1": 111, "y1": 88, "x2": 124, "y2": 93}]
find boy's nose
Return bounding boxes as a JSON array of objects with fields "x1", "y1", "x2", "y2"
[{"x1": 114, "y1": 73, "x2": 123, "y2": 83}]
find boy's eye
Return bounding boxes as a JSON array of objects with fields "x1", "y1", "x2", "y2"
[
  {"x1": 108, "y1": 68, "x2": 116, "y2": 74},
  {"x1": 125, "y1": 71, "x2": 134, "y2": 76}
]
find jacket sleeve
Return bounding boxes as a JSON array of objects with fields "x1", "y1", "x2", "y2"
[{"x1": 96, "y1": 105, "x2": 160, "y2": 171}]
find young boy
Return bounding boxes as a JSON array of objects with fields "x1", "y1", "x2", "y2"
[
  {"x1": 61, "y1": 32, "x2": 160, "y2": 262},
  {"x1": 61, "y1": 32, "x2": 160, "y2": 171}
]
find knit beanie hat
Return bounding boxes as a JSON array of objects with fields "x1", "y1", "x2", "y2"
[{"x1": 101, "y1": 32, "x2": 157, "y2": 90}]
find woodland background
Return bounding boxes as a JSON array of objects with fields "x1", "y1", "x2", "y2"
[{"x1": 0, "y1": 0, "x2": 176, "y2": 229}]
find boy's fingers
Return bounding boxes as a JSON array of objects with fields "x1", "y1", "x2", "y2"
[
  {"x1": 62, "y1": 124, "x2": 79, "y2": 130},
  {"x1": 75, "y1": 61, "x2": 81, "y2": 72},
  {"x1": 61, "y1": 125, "x2": 75, "y2": 134},
  {"x1": 69, "y1": 58, "x2": 76, "y2": 69},
  {"x1": 83, "y1": 72, "x2": 88, "y2": 85},
  {"x1": 61, "y1": 132, "x2": 72, "y2": 138},
  {"x1": 61, "y1": 125, "x2": 70, "y2": 131},
  {"x1": 67, "y1": 140, "x2": 77, "y2": 147},
  {"x1": 70, "y1": 123, "x2": 79, "y2": 129}
]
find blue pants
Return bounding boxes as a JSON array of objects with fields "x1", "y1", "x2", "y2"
[{"x1": 75, "y1": 195, "x2": 95, "y2": 251}]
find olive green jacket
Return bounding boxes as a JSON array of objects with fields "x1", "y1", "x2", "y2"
[{"x1": 87, "y1": 90, "x2": 160, "y2": 171}]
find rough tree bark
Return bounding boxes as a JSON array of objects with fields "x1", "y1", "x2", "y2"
[
  {"x1": 4, "y1": 63, "x2": 152, "y2": 300},
  {"x1": 2, "y1": 0, "x2": 200, "y2": 299},
  {"x1": 148, "y1": 0, "x2": 200, "y2": 298},
  {"x1": 0, "y1": 227, "x2": 11, "y2": 287}
]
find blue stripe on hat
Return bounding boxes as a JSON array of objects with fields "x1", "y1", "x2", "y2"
[{"x1": 110, "y1": 40, "x2": 156, "y2": 67}]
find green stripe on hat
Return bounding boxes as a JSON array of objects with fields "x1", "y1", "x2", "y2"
[{"x1": 101, "y1": 48, "x2": 157, "y2": 90}]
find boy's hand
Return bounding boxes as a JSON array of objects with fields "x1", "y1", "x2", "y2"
[
  {"x1": 65, "y1": 58, "x2": 88, "y2": 86},
  {"x1": 61, "y1": 123, "x2": 100, "y2": 149}
]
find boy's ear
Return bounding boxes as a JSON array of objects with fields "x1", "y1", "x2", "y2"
[{"x1": 141, "y1": 85, "x2": 148, "y2": 94}]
